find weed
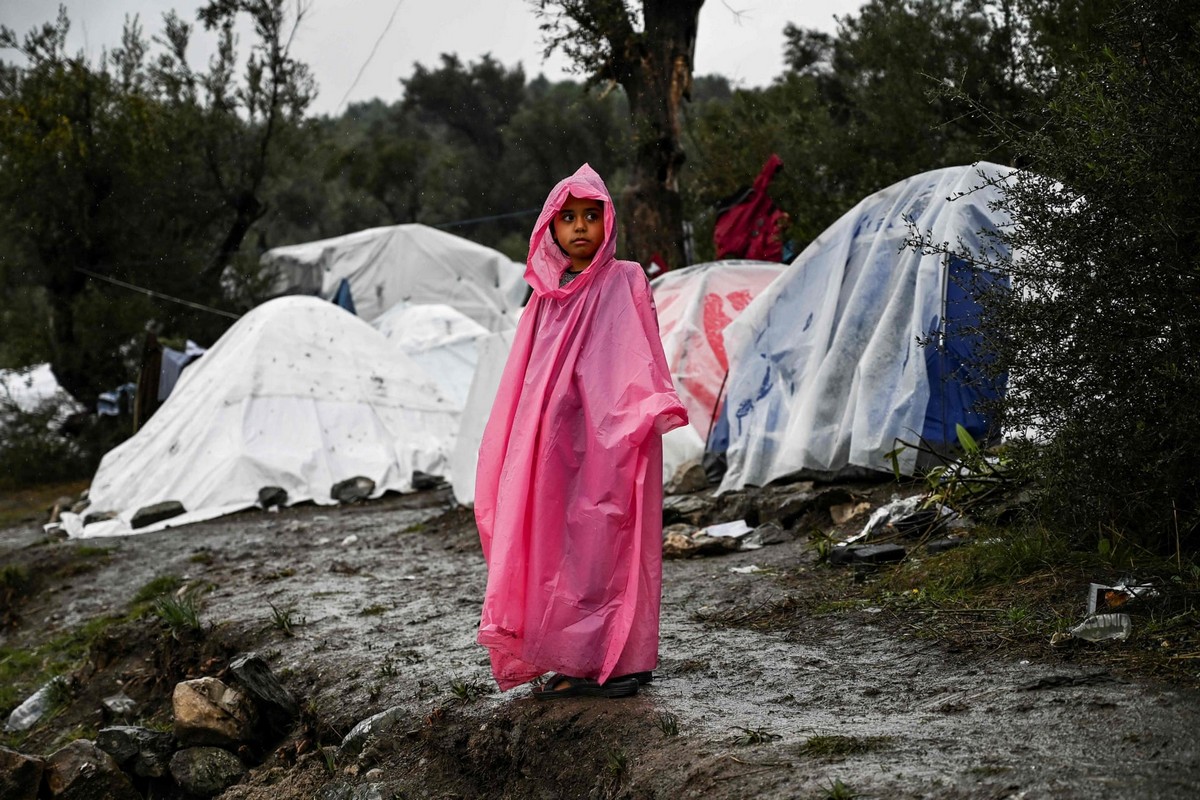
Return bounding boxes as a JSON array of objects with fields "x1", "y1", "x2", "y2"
[
  {"x1": 367, "y1": 681, "x2": 383, "y2": 702},
  {"x1": 268, "y1": 603, "x2": 303, "y2": 637},
  {"x1": 655, "y1": 712, "x2": 679, "y2": 737},
  {"x1": 808, "y1": 529, "x2": 836, "y2": 563},
  {"x1": 72, "y1": 545, "x2": 113, "y2": 559},
  {"x1": 188, "y1": 551, "x2": 214, "y2": 565},
  {"x1": 403, "y1": 522, "x2": 426, "y2": 533},
  {"x1": 153, "y1": 594, "x2": 202, "y2": 638},
  {"x1": 133, "y1": 575, "x2": 184, "y2": 604},
  {"x1": 377, "y1": 656, "x2": 398, "y2": 678},
  {"x1": 45, "y1": 675, "x2": 74, "y2": 708},
  {"x1": 0, "y1": 565, "x2": 30, "y2": 623},
  {"x1": 449, "y1": 677, "x2": 491, "y2": 704},
  {"x1": 605, "y1": 747, "x2": 628, "y2": 777},
  {"x1": 731, "y1": 726, "x2": 782, "y2": 745},
  {"x1": 819, "y1": 778, "x2": 858, "y2": 800},
  {"x1": 359, "y1": 604, "x2": 388, "y2": 617},
  {"x1": 799, "y1": 734, "x2": 891, "y2": 758}
]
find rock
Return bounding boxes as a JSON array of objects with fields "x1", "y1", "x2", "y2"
[
  {"x1": 0, "y1": 745, "x2": 44, "y2": 800},
  {"x1": 131, "y1": 500, "x2": 186, "y2": 529},
  {"x1": 43, "y1": 739, "x2": 138, "y2": 800},
  {"x1": 332, "y1": 476, "x2": 375, "y2": 504},
  {"x1": 101, "y1": 691, "x2": 138, "y2": 719},
  {"x1": 830, "y1": 501, "x2": 872, "y2": 525},
  {"x1": 228, "y1": 652, "x2": 299, "y2": 736},
  {"x1": 666, "y1": 460, "x2": 709, "y2": 495},
  {"x1": 169, "y1": 746, "x2": 246, "y2": 797},
  {"x1": 662, "y1": 493, "x2": 714, "y2": 525},
  {"x1": 82, "y1": 510, "x2": 117, "y2": 526},
  {"x1": 711, "y1": 491, "x2": 760, "y2": 526},
  {"x1": 411, "y1": 470, "x2": 443, "y2": 491},
  {"x1": 662, "y1": 524, "x2": 701, "y2": 558},
  {"x1": 96, "y1": 726, "x2": 175, "y2": 778},
  {"x1": 742, "y1": 521, "x2": 790, "y2": 548},
  {"x1": 173, "y1": 677, "x2": 257, "y2": 747},
  {"x1": 662, "y1": 523, "x2": 745, "y2": 559},
  {"x1": 257, "y1": 486, "x2": 288, "y2": 508},
  {"x1": 340, "y1": 706, "x2": 407, "y2": 757}
]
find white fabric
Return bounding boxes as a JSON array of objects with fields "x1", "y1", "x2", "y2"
[
  {"x1": 261, "y1": 223, "x2": 523, "y2": 331},
  {"x1": 449, "y1": 328, "x2": 517, "y2": 507},
  {"x1": 373, "y1": 302, "x2": 491, "y2": 407},
  {"x1": 718, "y1": 163, "x2": 1016, "y2": 490},
  {"x1": 64, "y1": 296, "x2": 459, "y2": 538},
  {"x1": 650, "y1": 260, "x2": 784, "y2": 483}
]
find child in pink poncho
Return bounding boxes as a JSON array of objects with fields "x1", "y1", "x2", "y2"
[{"x1": 475, "y1": 164, "x2": 688, "y2": 699}]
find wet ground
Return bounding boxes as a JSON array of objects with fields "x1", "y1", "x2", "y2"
[{"x1": 2, "y1": 488, "x2": 1199, "y2": 799}]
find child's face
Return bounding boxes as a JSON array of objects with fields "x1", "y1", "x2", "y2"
[{"x1": 553, "y1": 194, "x2": 604, "y2": 270}]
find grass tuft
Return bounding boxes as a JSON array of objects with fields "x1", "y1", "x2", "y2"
[
  {"x1": 731, "y1": 725, "x2": 782, "y2": 745},
  {"x1": 152, "y1": 594, "x2": 202, "y2": 638},
  {"x1": 799, "y1": 734, "x2": 892, "y2": 758}
]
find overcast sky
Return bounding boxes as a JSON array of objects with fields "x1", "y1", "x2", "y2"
[{"x1": 2, "y1": 1, "x2": 866, "y2": 116}]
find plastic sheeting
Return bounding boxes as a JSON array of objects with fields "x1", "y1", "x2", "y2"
[
  {"x1": 475, "y1": 164, "x2": 687, "y2": 690},
  {"x1": 651, "y1": 260, "x2": 784, "y2": 480},
  {"x1": 449, "y1": 329, "x2": 517, "y2": 507},
  {"x1": 718, "y1": 163, "x2": 1015, "y2": 491},
  {"x1": 373, "y1": 302, "x2": 492, "y2": 407},
  {"x1": 261, "y1": 223, "x2": 524, "y2": 331},
  {"x1": 62, "y1": 296, "x2": 459, "y2": 538}
]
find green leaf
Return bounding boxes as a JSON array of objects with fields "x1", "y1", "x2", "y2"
[{"x1": 955, "y1": 424, "x2": 979, "y2": 455}]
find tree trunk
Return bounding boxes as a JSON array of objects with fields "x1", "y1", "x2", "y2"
[{"x1": 613, "y1": 0, "x2": 703, "y2": 271}]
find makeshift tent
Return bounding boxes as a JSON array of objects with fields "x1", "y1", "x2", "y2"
[
  {"x1": 650, "y1": 260, "x2": 784, "y2": 481},
  {"x1": 449, "y1": 329, "x2": 518, "y2": 507},
  {"x1": 261, "y1": 223, "x2": 526, "y2": 330},
  {"x1": 62, "y1": 296, "x2": 459, "y2": 538},
  {"x1": 373, "y1": 302, "x2": 493, "y2": 407},
  {"x1": 717, "y1": 163, "x2": 1014, "y2": 491}
]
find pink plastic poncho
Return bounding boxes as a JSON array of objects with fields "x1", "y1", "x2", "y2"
[{"x1": 475, "y1": 164, "x2": 688, "y2": 690}]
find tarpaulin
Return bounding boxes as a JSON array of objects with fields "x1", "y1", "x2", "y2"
[
  {"x1": 475, "y1": 164, "x2": 687, "y2": 690},
  {"x1": 63, "y1": 297, "x2": 459, "y2": 538},
  {"x1": 717, "y1": 163, "x2": 1015, "y2": 490}
]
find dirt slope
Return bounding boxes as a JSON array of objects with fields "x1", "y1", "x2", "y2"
[{"x1": 2, "y1": 487, "x2": 1198, "y2": 799}]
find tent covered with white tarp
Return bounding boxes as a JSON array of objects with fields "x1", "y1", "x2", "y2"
[
  {"x1": 716, "y1": 162, "x2": 1014, "y2": 492},
  {"x1": 373, "y1": 302, "x2": 494, "y2": 407},
  {"x1": 449, "y1": 329, "x2": 518, "y2": 507},
  {"x1": 62, "y1": 296, "x2": 460, "y2": 538},
  {"x1": 261, "y1": 223, "x2": 526, "y2": 330},
  {"x1": 651, "y1": 260, "x2": 784, "y2": 481}
]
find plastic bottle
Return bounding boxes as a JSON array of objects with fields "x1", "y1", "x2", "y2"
[{"x1": 1069, "y1": 613, "x2": 1132, "y2": 642}]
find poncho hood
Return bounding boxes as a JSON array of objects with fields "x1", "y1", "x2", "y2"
[{"x1": 526, "y1": 163, "x2": 617, "y2": 298}]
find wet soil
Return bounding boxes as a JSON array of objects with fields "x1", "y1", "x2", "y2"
[{"x1": 2, "y1": 486, "x2": 1199, "y2": 799}]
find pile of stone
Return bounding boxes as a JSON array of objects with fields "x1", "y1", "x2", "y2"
[{"x1": 0, "y1": 652, "x2": 298, "y2": 799}]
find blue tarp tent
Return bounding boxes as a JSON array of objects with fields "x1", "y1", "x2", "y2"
[{"x1": 715, "y1": 163, "x2": 1015, "y2": 491}]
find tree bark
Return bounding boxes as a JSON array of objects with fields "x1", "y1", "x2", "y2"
[{"x1": 610, "y1": 0, "x2": 703, "y2": 271}]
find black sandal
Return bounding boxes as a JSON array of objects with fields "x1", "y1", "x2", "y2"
[
  {"x1": 531, "y1": 674, "x2": 639, "y2": 700},
  {"x1": 612, "y1": 671, "x2": 653, "y2": 685}
]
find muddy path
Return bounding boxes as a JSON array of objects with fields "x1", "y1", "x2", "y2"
[{"x1": 2, "y1": 488, "x2": 1199, "y2": 799}]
